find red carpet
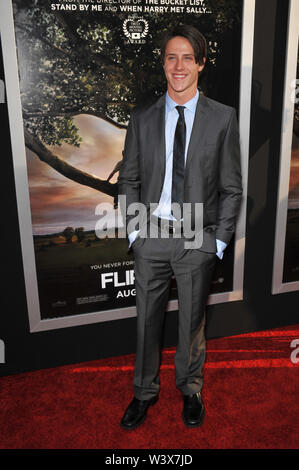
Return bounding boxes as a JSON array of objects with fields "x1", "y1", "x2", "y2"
[{"x1": 0, "y1": 324, "x2": 298, "y2": 449}]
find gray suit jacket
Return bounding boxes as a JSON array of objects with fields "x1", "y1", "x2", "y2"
[{"x1": 118, "y1": 92, "x2": 243, "y2": 253}]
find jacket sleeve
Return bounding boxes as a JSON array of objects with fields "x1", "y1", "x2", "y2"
[
  {"x1": 117, "y1": 111, "x2": 141, "y2": 236},
  {"x1": 215, "y1": 108, "x2": 243, "y2": 245}
]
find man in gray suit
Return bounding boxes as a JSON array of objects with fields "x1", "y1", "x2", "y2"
[{"x1": 118, "y1": 24, "x2": 242, "y2": 429}]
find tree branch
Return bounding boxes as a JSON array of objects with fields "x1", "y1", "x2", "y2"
[
  {"x1": 24, "y1": 128, "x2": 118, "y2": 199},
  {"x1": 51, "y1": 9, "x2": 122, "y2": 70},
  {"x1": 15, "y1": 19, "x2": 122, "y2": 74},
  {"x1": 15, "y1": 22, "x2": 69, "y2": 60},
  {"x1": 23, "y1": 110, "x2": 128, "y2": 130}
]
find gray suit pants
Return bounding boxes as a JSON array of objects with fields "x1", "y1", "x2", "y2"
[{"x1": 132, "y1": 228, "x2": 217, "y2": 400}]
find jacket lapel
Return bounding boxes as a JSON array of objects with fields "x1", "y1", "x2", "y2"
[
  {"x1": 185, "y1": 93, "x2": 208, "y2": 171},
  {"x1": 154, "y1": 94, "x2": 166, "y2": 191}
]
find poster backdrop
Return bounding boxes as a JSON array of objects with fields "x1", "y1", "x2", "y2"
[
  {"x1": 283, "y1": 42, "x2": 299, "y2": 283},
  {"x1": 10, "y1": 0, "x2": 243, "y2": 322}
]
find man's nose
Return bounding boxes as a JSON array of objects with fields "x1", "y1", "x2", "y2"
[{"x1": 175, "y1": 59, "x2": 184, "y2": 70}]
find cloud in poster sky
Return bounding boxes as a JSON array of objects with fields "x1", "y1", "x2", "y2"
[{"x1": 27, "y1": 114, "x2": 126, "y2": 235}]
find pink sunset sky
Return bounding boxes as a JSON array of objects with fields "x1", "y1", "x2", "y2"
[
  {"x1": 27, "y1": 114, "x2": 126, "y2": 235},
  {"x1": 26, "y1": 116, "x2": 299, "y2": 236},
  {"x1": 289, "y1": 132, "x2": 299, "y2": 209}
]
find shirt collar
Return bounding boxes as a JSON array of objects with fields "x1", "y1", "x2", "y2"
[{"x1": 166, "y1": 89, "x2": 199, "y2": 114}]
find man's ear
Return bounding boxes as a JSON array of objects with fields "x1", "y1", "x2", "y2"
[{"x1": 198, "y1": 57, "x2": 206, "y2": 72}]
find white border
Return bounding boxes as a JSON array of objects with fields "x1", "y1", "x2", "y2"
[
  {"x1": 272, "y1": 0, "x2": 299, "y2": 294},
  {"x1": 0, "y1": 0, "x2": 255, "y2": 332}
]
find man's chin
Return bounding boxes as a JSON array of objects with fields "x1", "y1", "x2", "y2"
[{"x1": 169, "y1": 84, "x2": 186, "y2": 94}]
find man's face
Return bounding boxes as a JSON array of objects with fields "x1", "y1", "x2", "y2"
[{"x1": 163, "y1": 36, "x2": 205, "y2": 102}]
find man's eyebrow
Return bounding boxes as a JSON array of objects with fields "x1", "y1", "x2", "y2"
[{"x1": 165, "y1": 53, "x2": 195, "y2": 56}]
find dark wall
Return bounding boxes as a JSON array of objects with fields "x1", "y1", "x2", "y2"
[{"x1": 0, "y1": 0, "x2": 298, "y2": 377}]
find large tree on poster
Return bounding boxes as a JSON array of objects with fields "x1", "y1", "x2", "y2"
[{"x1": 13, "y1": 0, "x2": 241, "y2": 202}]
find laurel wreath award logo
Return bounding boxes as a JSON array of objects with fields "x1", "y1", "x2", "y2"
[{"x1": 123, "y1": 17, "x2": 149, "y2": 43}]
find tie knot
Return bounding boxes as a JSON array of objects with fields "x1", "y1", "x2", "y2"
[{"x1": 175, "y1": 105, "x2": 185, "y2": 118}]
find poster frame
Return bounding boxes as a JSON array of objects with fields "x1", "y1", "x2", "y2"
[
  {"x1": 0, "y1": 0, "x2": 255, "y2": 332},
  {"x1": 272, "y1": 0, "x2": 299, "y2": 295}
]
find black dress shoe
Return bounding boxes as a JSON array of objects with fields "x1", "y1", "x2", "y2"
[
  {"x1": 120, "y1": 395, "x2": 159, "y2": 430},
  {"x1": 182, "y1": 392, "x2": 205, "y2": 428}
]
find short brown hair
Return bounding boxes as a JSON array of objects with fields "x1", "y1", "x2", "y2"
[{"x1": 160, "y1": 24, "x2": 207, "y2": 66}]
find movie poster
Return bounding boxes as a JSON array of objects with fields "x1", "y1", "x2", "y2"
[
  {"x1": 8, "y1": 0, "x2": 245, "y2": 325},
  {"x1": 283, "y1": 43, "x2": 299, "y2": 283}
]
